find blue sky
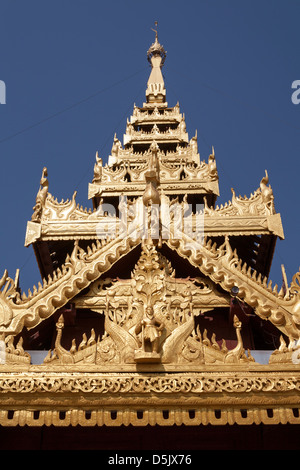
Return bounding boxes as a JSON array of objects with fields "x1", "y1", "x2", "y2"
[{"x1": 0, "y1": 0, "x2": 300, "y2": 292}]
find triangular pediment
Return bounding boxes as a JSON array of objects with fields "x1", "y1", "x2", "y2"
[
  {"x1": 164, "y1": 234, "x2": 300, "y2": 341},
  {"x1": 0, "y1": 236, "x2": 141, "y2": 336},
  {"x1": 2, "y1": 229, "x2": 300, "y2": 368},
  {"x1": 40, "y1": 240, "x2": 255, "y2": 368}
]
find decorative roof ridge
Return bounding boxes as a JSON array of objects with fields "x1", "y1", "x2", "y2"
[
  {"x1": 105, "y1": 137, "x2": 199, "y2": 162},
  {"x1": 47, "y1": 192, "x2": 77, "y2": 206},
  {"x1": 125, "y1": 122, "x2": 187, "y2": 137},
  {"x1": 42, "y1": 191, "x2": 104, "y2": 221},
  {"x1": 165, "y1": 235, "x2": 300, "y2": 340},
  {"x1": 0, "y1": 235, "x2": 141, "y2": 335},
  {"x1": 204, "y1": 171, "x2": 277, "y2": 218},
  {"x1": 95, "y1": 159, "x2": 216, "y2": 187},
  {"x1": 131, "y1": 103, "x2": 181, "y2": 122}
]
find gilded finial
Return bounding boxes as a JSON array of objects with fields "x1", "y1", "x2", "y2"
[
  {"x1": 151, "y1": 21, "x2": 158, "y2": 41},
  {"x1": 147, "y1": 21, "x2": 166, "y2": 66}
]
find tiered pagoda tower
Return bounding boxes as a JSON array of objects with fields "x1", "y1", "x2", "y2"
[{"x1": 0, "y1": 31, "x2": 300, "y2": 449}]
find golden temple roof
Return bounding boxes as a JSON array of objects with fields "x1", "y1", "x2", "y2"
[{"x1": 0, "y1": 31, "x2": 299, "y2": 430}]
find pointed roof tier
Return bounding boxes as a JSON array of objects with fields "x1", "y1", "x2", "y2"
[
  {"x1": 88, "y1": 32, "x2": 220, "y2": 210},
  {"x1": 25, "y1": 35, "x2": 284, "y2": 284}
]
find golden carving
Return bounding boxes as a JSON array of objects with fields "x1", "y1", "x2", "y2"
[
  {"x1": 0, "y1": 369, "x2": 299, "y2": 426},
  {"x1": 269, "y1": 335, "x2": 300, "y2": 364},
  {"x1": 44, "y1": 314, "x2": 98, "y2": 365},
  {"x1": 204, "y1": 171, "x2": 277, "y2": 218},
  {"x1": 0, "y1": 32, "x2": 299, "y2": 432},
  {"x1": 38, "y1": 242, "x2": 252, "y2": 368},
  {"x1": 31, "y1": 167, "x2": 49, "y2": 223},
  {"x1": 0, "y1": 236, "x2": 140, "y2": 336},
  {"x1": 25, "y1": 185, "x2": 283, "y2": 246},
  {"x1": 166, "y1": 234, "x2": 300, "y2": 339}
]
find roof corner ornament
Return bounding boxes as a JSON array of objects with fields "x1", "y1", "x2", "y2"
[
  {"x1": 208, "y1": 146, "x2": 218, "y2": 177},
  {"x1": 260, "y1": 169, "x2": 275, "y2": 215},
  {"x1": 92, "y1": 151, "x2": 103, "y2": 183},
  {"x1": 31, "y1": 167, "x2": 49, "y2": 223}
]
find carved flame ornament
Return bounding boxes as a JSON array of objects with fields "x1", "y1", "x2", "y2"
[{"x1": 43, "y1": 242, "x2": 252, "y2": 367}]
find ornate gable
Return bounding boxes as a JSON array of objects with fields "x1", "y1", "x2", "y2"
[{"x1": 0, "y1": 30, "x2": 300, "y2": 431}]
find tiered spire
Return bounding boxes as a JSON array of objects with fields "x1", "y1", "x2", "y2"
[
  {"x1": 25, "y1": 29, "x2": 282, "y2": 287},
  {"x1": 146, "y1": 23, "x2": 167, "y2": 104},
  {"x1": 87, "y1": 29, "x2": 219, "y2": 208}
]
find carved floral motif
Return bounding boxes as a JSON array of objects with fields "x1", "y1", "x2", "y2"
[{"x1": 42, "y1": 242, "x2": 252, "y2": 367}]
